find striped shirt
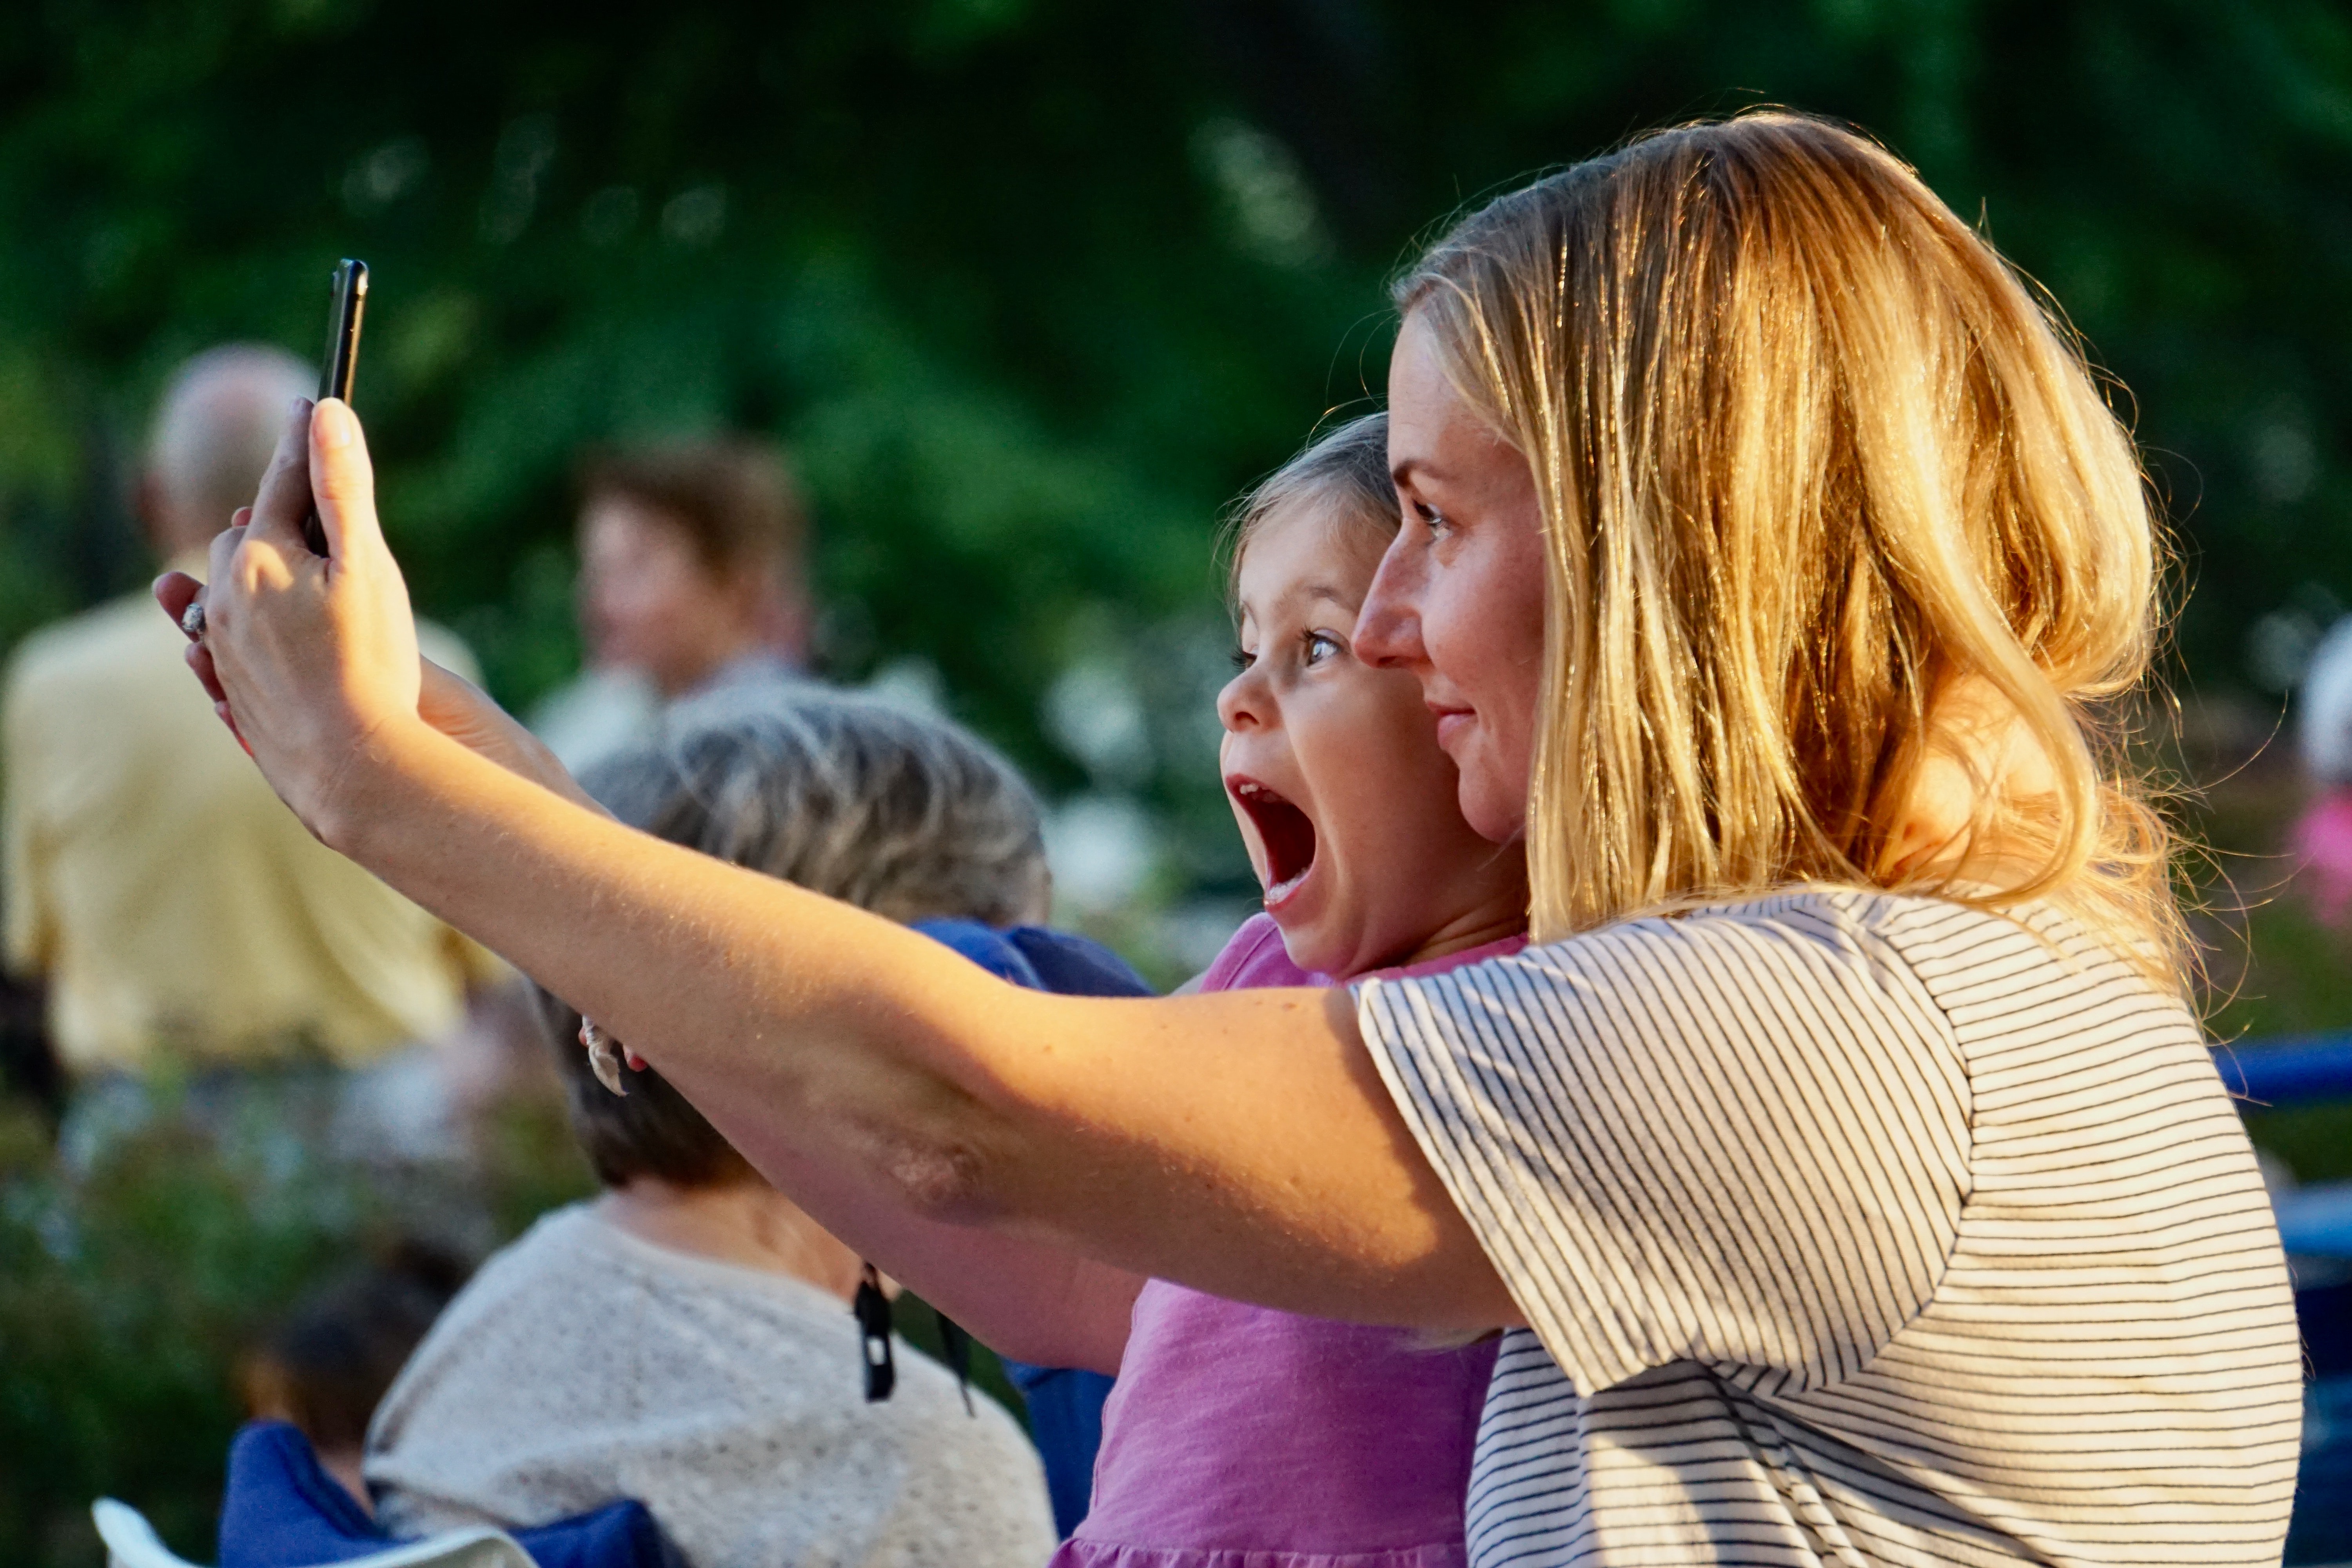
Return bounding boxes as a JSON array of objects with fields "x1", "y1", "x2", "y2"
[{"x1": 1356, "y1": 889, "x2": 2300, "y2": 1568}]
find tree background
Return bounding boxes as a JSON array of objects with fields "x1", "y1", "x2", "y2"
[
  {"x1": 4, "y1": 0, "x2": 2351, "y2": 1560},
  {"x1": 3, "y1": 0, "x2": 2348, "y2": 944}
]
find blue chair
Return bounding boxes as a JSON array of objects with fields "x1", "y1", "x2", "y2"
[
  {"x1": 95, "y1": 1498, "x2": 528, "y2": 1568},
  {"x1": 94, "y1": 1421, "x2": 680, "y2": 1568},
  {"x1": 2217, "y1": 1035, "x2": 2352, "y2": 1566},
  {"x1": 914, "y1": 921, "x2": 1154, "y2": 1538}
]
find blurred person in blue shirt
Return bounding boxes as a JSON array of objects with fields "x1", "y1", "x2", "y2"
[{"x1": 532, "y1": 438, "x2": 811, "y2": 775}]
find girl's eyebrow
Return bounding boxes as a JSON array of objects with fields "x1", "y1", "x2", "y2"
[{"x1": 1269, "y1": 578, "x2": 1364, "y2": 610}]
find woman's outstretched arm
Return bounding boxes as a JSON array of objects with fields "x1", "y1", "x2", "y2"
[
  {"x1": 167, "y1": 398, "x2": 1516, "y2": 1332},
  {"x1": 334, "y1": 717, "x2": 1501, "y2": 1327},
  {"x1": 369, "y1": 663, "x2": 1148, "y2": 1368}
]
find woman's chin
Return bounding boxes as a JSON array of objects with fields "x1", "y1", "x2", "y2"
[{"x1": 1457, "y1": 763, "x2": 1532, "y2": 845}]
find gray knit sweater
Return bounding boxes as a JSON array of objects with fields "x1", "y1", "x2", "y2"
[{"x1": 365, "y1": 1203, "x2": 1057, "y2": 1568}]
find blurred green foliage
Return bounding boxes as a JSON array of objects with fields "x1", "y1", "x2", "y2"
[
  {"x1": 7, "y1": 0, "x2": 2352, "y2": 1560},
  {"x1": 1, "y1": 0, "x2": 2350, "y2": 853},
  {"x1": 0, "y1": 1104, "x2": 352, "y2": 1563}
]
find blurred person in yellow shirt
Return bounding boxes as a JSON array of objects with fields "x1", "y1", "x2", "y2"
[{"x1": 1, "y1": 344, "x2": 502, "y2": 1154}]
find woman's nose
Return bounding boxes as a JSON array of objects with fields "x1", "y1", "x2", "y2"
[{"x1": 1355, "y1": 533, "x2": 1428, "y2": 669}]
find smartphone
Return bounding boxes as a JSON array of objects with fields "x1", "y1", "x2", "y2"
[{"x1": 302, "y1": 258, "x2": 368, "y2": 554}]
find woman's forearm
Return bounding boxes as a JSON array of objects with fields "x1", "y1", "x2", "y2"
[
  {"x1": 373, "y1": 714, "x2": 1143, "y2": 1365},
  {"x1": 325, "y1": 717, "x2": 1016, "y2": 1211}
]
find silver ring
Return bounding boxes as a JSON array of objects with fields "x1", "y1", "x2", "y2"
[{"x1": 179, "y1": 597, "x2": 206, "y2": 640}]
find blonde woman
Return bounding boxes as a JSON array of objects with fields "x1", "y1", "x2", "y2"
[{"x1": 166, "y1": 112, "x2": 2298, "y2": 1567}]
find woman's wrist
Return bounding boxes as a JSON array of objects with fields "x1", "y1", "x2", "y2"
[{"x1": 306, "y1": 710, "x2": 463, "y2": 865}]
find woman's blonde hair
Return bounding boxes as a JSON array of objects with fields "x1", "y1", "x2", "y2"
[{"x1": 1397, "y1": 111, "x2": 2181, "y2": 984}]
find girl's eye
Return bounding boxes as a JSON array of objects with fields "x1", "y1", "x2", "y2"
[
  {"x1": 1416, "y1": 500, "x2": 1453, "y2": 536},
  {"x1": 1230, "y1": 643, "x2": 1255, "y2": 671},
  {"x1": 1303, "y1": 631, "x2": 1344, "y2": 666}
]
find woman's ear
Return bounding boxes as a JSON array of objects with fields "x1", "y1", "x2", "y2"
[{"x1": 1882, "y1": 762, "x2": 1968, "y2": 884}]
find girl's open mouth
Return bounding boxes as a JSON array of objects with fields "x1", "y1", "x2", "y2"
[{"x1": 1228, "y1": 777, "x2": 1318, "y2": 908}]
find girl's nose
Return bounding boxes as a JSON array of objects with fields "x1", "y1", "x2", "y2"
[{"x1": 1217, "y1": 667, "x2": 1270, "y2": 733}]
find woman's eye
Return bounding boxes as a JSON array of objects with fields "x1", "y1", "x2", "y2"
[{"x1": 1416, "y1": 501, "x2": 1454, "y2": 535}]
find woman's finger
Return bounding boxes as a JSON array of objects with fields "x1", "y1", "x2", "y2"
[
  {"x1": 153, "y1": 571, "x2": 201, "y2": 631},
  {"x1": 207, "y1": 518, "x2": 248, "y2": 600},
  {"x1": 184, "y1": 639, "x2": 227, "y2": 706},
  {"x1": 240, "y1": 399, "x2": 318, "y2": 556},
  {"x1": 307, "y1": 398, "x2": 379, "y2": 564},
  {"x1": 212, "y1": 699, "x2": 252, "y2": 757}
]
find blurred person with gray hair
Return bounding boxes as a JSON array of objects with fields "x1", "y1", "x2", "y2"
[
  {"x1": 2, "y1": 344, "x2": 499, "y2": 1153},
  {"x1": 365, "y1": 686, "x2": 1057, "y2": 1568}
]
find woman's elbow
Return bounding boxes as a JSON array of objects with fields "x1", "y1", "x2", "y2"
[
  {"x1": 856, "y1": 1092, "x2": 1016, "y2": 1229},
  {"x1": 875, "y1": 1133, "x2": 997, "y2": 1224}
]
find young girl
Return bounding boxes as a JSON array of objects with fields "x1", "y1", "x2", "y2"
[{"x1": 1054, "y1": 413, "x2": 1527, "y2": 1567}]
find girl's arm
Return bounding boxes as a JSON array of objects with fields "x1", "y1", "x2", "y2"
[{"x1": 167, "y1": 400, "x2": 1518, "y2": 1330}]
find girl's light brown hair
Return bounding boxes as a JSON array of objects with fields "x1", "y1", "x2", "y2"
[
  {"x1": 1398, "y1": 111, "x2": 2181, "y2": 985},
  {"x1": 1223, "y1": 412, "x2": 1400, "y2": 606}
]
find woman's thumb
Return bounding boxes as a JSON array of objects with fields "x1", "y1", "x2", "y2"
[{"x1": 309, "y1": 398, "x2": 381, "y2": 560}]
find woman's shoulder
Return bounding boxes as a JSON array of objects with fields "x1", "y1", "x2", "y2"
[
  {"x1": 405, "y1": 1203, "x2": 609, "y2": 1339},
  {"x1": 1365, "y1": 887, "x2": 2168, "y2": 1030}
]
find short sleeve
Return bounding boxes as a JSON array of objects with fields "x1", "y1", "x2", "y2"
[{"x1": 1356, "y1": 893, "x2": 1971, "y2": 1398}]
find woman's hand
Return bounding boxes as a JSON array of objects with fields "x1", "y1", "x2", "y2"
[
  {"x1": 152, "y1": 397, "x2": 425, "y2": 846},
  {"x1": 152, "y1": 402, "x2": 612, "y2": 828}
]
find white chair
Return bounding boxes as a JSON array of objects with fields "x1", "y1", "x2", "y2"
[{"x1": 91, "y1": 1497, "x2": 537, "y2": 1568}]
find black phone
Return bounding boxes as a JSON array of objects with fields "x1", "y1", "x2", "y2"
[{"x1": 302, "y1": 258, "x2": 368, "y2": 554}]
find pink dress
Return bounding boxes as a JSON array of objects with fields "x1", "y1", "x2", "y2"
[{"x1": 1053, "y1": 915, "x2": 1528, "y2": 1568}]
